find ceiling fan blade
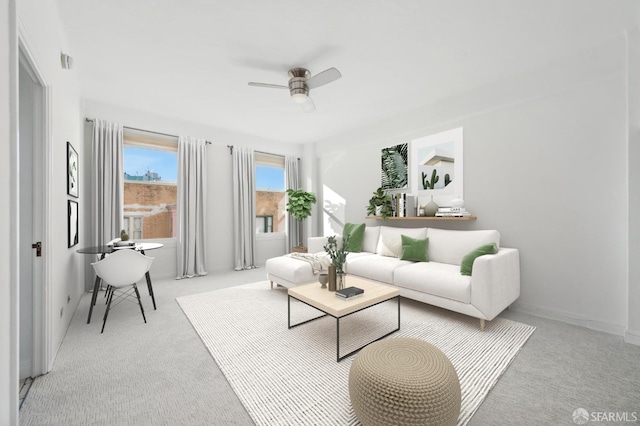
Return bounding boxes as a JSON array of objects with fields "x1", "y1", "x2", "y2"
[
  {"x1": 248, "y1": 82, "x2": 288, "y2": 89},
  {"x1": 307, "y1": 67, "x2": 342, "y2": 89},
  {"x1": 299, "y1": 96, "x2": 316, "y2": 113}
]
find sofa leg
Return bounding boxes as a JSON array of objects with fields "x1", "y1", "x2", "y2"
[{"x1": 480, "y1": 319, "x2": 486, "y2": 331}]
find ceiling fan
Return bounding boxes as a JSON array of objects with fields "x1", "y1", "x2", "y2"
[{"x1": 248, "y1": 67, "x2": 342, "y2": 112}]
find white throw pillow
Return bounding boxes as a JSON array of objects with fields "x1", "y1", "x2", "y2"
[
  {"x1": 362, "y1": 226, "x2": 380, "y2": 253},
  {"x1": 376, "y1": 234, "x2": 402, "y2": 258}
]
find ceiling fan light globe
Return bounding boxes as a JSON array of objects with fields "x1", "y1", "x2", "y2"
[{"x1": 291, "y1": 93, "x2": 308, "y2": 104}]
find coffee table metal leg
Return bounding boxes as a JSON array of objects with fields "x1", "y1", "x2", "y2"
[
  {"x1": 288, "y1": 295, "x2": 328, "y2": 329},
  {"x1": 335, "y1": 296, "x2": 401, "y2": 362},
  {"x1": 336, "y1": 318, "x2": 340, "y2": 362}
]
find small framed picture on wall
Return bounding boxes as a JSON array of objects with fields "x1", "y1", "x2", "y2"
[
  {"x1": 68, "y1": 200, "x2": 78, "y2": 248},
  {"x1": 67, "y1": 142, "x2": 78, "y2": 198}
]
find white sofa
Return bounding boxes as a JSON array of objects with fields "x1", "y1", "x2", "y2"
[{"x1": 266, "y1": 226, "x2": 520, "y2": 329}]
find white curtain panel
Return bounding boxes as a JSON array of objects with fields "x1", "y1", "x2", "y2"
[
  {"x1": 92, "y1": 119, "x2": 123, "y2": 247},
  {"x1": 285, "y1": 155, "x2": 300, "y2": 252},
  {"x1": 177, "y1": 136, "x2": 208, "y2": 279},
  {"x1": 232, "y1": 146, "x2": 257, "y2": 270}
]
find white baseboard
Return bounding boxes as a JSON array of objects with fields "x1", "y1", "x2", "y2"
[
  {"x1": 624, "y1": 329, "x2": 640, "y2": 346},
  {"x1": 511, "y1": 302, "x2": 627, "y2": 336}
]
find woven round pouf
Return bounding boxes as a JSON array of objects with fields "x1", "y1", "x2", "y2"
[{"x1": 348, "y1": 338, "x2": 461, "y2": 426}]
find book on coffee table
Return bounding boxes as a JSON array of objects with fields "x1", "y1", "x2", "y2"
[{"x1": 335, "y1": 286, "x2": 364, "y2": 299}]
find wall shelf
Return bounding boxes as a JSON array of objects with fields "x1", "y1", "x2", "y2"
[{"x1": 365, "y1": 216, "x2": 477, "y2": 221}]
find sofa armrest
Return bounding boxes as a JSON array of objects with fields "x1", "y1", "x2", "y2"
[
  {"x1": 308, "y1": 236, "x2": 330, "y2": 254},
  {"x1": 470, "y1": 248, "x2": 520, "y2": 321}
]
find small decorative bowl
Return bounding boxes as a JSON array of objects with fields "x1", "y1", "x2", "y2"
[{"x1": 318, "y1": 273, "x2": 329, "y2": 289}]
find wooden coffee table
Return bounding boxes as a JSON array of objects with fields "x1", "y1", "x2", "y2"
[{"x1": 288, "y1": 275, "x2": 401, "y2": 362}]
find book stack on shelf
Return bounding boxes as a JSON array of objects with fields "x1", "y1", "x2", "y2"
[
  {"x1": 335, "y1": 286, "x2": 364, "y2": 300},
  {"x1": 435, "y1": 207, "x2": 472, "y2": 217},
  {"x1": 391, "y1": 193, "x2": 416, "y2": 217}
]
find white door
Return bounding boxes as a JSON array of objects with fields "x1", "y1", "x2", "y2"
[{"x1": 18, "y1": 53, "x2": 46, "y2": 379}]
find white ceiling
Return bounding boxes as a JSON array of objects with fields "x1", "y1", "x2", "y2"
[{"x1": 56, "y1": 0, "x2": 634, "y2": 144}]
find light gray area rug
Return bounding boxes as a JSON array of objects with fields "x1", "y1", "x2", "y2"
[{"x1": 178, "y1": 281, "x2": 536, "y2": 426}]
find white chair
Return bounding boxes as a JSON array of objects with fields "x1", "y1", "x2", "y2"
[{"x1": 91, "y1": 249, "x2": 154, "y2": 333}]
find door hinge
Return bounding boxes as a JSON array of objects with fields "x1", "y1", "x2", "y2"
[{"x1": 32, "y1": 242, "x2": 42, "y2": 257}]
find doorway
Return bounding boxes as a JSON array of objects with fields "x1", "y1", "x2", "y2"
[{"x1": 18, "y1": 46, "x2": 50, "y2": 381}]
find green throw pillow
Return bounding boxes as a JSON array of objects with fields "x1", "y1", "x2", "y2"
[
  {"x1": 460, "y1": 243, "x2": 499, "y2": 276},
  {"x1": 400, "y1": 235, "x2": 429, "y2": 262},
  {"x1": 343, "y1": 223, "x2": 366, "y2": 252}
]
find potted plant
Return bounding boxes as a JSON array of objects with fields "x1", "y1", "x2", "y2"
[
  {"x1": 323, "y1": 234, "x2": 351, "y2": 290},
  {"x1": 285, "y1": 188, "x2": 317, "y2": 250},
  {"x1": 367, "y1": 187, "x2": 393, "y2": 220}
]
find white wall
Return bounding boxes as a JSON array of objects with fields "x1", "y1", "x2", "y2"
[
  {"x1": 83, "y1": 100, "x2": 304, "y2": 278},
  {"x1": 315, "y1": 35, "x2": 631, "y2": 336},
  {"x1": 627, "y1": 20, "x2": 640, "y2": 343},
  {"x1": 1, "y1": 1, "x2": 18, "y2": 424},
  {"x1": 17, "y1": 0, "x2": 84, "y2": 372}
]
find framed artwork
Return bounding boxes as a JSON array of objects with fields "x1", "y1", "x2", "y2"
[
  {"x1": 68, "y1": 200, "x2": 78, "y2": 248},
  {"x1": 410, "y1": 127, "x2": 463, "y2": 206},
  {"x1": 381, "y1": 143, "x2": 408, "y2": 190},
  {"x1": 67, "y1": 142, "x2": 78, "y2": 198}
]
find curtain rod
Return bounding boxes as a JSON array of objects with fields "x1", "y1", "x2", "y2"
[
  {"x1": 85, "y1": 118, "x2": 212, "y2": 144},
  {"x1": 226, "y1": 145, "x2": 299, "y2": 160}
]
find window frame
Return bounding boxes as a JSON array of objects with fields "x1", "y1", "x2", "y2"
[
  {"x1": 123, "y1": 129, "x2": 178, "y2": 241},
  {"x1": 254, "y1": 152, "x2": 285, "y2": 235}
]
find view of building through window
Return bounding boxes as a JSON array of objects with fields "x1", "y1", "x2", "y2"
[
  {"x1": 123, "y1": 131, "x2": 178, "y2": 240},
  {"x1": 255, "y1": 154, "x2": 285, "y2": 234}
]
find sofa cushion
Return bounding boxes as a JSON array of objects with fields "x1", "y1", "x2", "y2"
[
  {"x1": 376, "y1": 235, "x2": 402, "y2": 258},
  {"x1": 343, "y1": 222, "x2": 366, "y2": 252},
  {"x1": 376, "y1": 226, "x2": 427, "y2": 257},
  {"x1": 400, "y1": 235, "x2": 429, "y2": 262},
  {"x1": 347, "y1": 255, "x2": 413, "y2": 284},
  {"x1": 394, "y1": 262, "x2": 472, "y2": 303},
  {"x1": 362, "y1": 226, "x2": 380, "y2": 253},
  {"x1": 265, "y1": 255, "x2": 318, "y2": 285},
  {"x1": 460, "y1": 243, "x2": 499, "y2": 276},
  {"x1": 427, "y1": 228, "x2": 500, "y2": 266}
]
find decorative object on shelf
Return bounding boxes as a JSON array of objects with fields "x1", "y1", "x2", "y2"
[
  {"x1": 418, "y1": 204, "x2": 425, "y2": 216},
  {"x1": 451, "y1": 198, "x2": 465, "y2": 208},
  {"x1": 285, "y1": 188, "x2": 317, "y2": 249},
  {"x1": 381, "y1": 143, "x2": 408, "y2": 190},
  {"x1": 328, "y1": 265, "x2": 337, "y2": 292},
  {"x1": 410, "y1": 127, "x2": 463, "y2": 207},
  {"x1": 424, "y1": 196, "x2": 439, "y2": 217},
  {"x1": 324, "y1": 234, "x2": 351, "y2": 291},
  {"x1": 67, "y1": 142, "x2": 79, "y2": 198},
  {"x1": 367, "y1": 187, "x2": 393, "y2": 220},
  {"x1": 318, "y1": 273, "x2": 329, "y2": 289}
]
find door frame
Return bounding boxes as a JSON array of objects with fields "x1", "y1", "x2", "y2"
[{"x1": 17, "y1": 23, "x2": 53, "y2": 376}]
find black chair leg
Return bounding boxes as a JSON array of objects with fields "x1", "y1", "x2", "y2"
[
  {"x1": 145, "y1": 272, "x2": 156, "y2": 310},
  {"x1": 133, "y1": 284, "x2": 147, "y2": 323},
  {"x1": 101, "y1": 286, "x2": 114, "y2": 333}
]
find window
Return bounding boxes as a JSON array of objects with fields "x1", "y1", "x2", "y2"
[
  {"x1": 255, "y1": 153, "x2": 285, "y2": 234},
  {"x1": 123, "y1": 129, "x2": 178, "y2": 240},
  {"x1": 256, "y1": 215, "x2": 273, "y2": 233},
  {"x1": 123, "y1": 216, "x2": 143, "y2": 240}
]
